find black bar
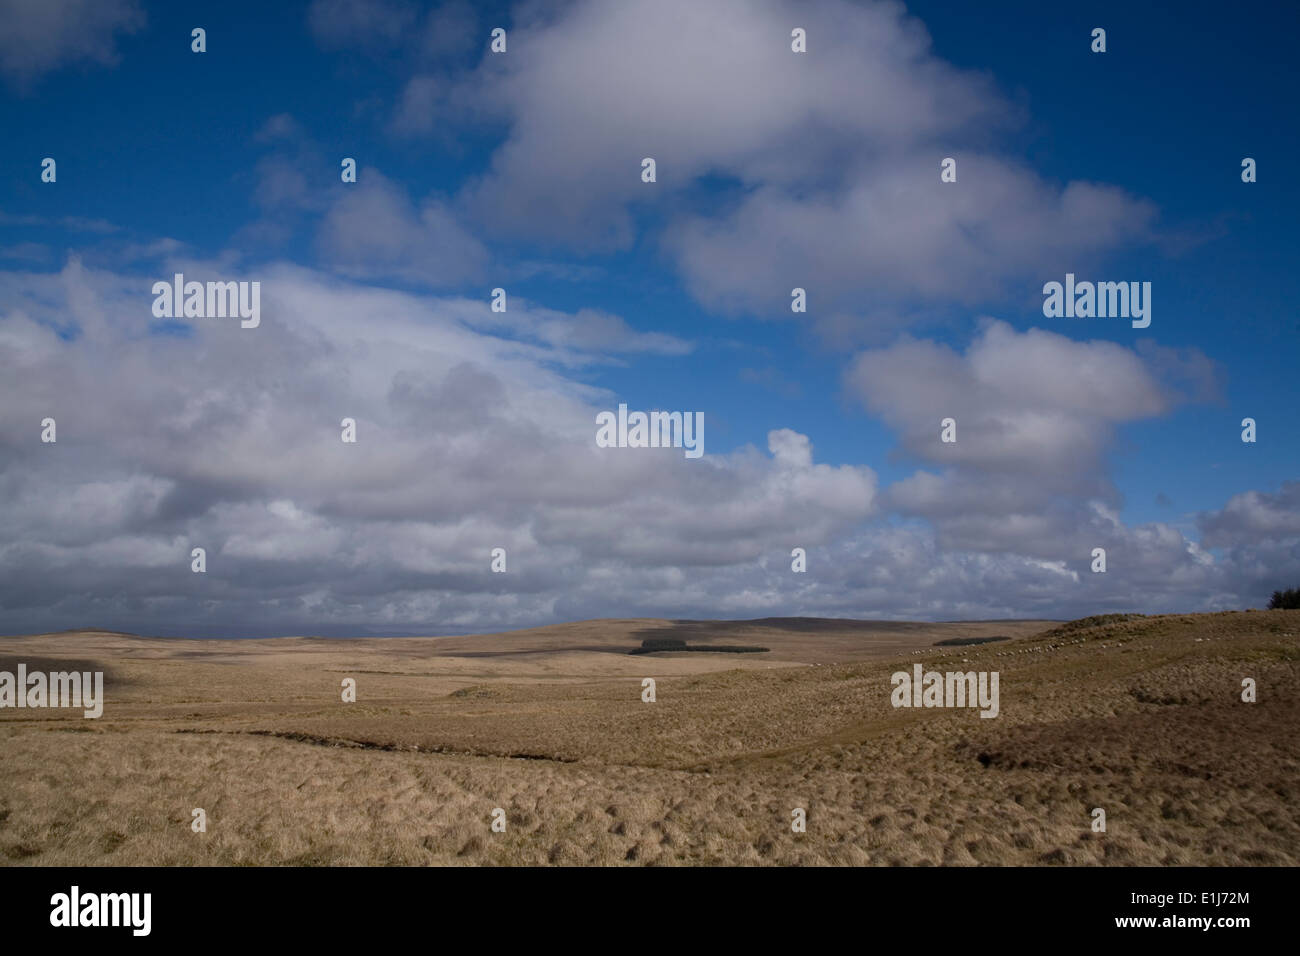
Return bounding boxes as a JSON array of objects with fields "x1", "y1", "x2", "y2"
[{"x1": 0, "y1": 865, "x2": 1286, "y2": 944}]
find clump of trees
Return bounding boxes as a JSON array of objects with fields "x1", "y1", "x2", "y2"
[
  {"x1": 1268, "y1": 588, "x2": 1300, "y2": 609},
  {"x1": 630, "y1": 637, "x2": 769, "y2": 655},
  {"x1": 637, "y1": 638, "x2": 688, "y2": 651}
]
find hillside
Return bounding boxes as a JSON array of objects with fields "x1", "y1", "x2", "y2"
[{"x1": 0, "y1": 611, "x2": 1295, "y2": 865}]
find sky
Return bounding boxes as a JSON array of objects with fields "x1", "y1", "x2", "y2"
[{"x1": 0, "y1": 0, "x2": 1297, "y2": 637}]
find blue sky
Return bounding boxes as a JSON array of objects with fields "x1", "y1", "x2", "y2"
[{"x1": 1, "y1": 0, "x2": 1297, "y2": 636}]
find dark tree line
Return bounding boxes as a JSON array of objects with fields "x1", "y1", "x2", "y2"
[{"x1": 1268, "y1": 588, "x2": 1300, "y2": 609}]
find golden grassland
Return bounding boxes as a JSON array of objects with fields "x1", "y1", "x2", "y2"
[{"x1": 0, "y1": 611, "x2": 1296, "y2": 866}]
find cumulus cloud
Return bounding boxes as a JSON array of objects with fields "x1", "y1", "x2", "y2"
[
  {"x1": 434, "y1": 0, "x2": 1155, "y2": 327},
  {"x1": 1193, "y1": 484, "x2": 1300, "y2": 608},
  {"x1": 1200, "y1": 483, "x2": 1300, "y2": 548},
  {"x1": 849, "y1": 320, "x2": 1176, "y2": 483},
  {"x1": 845, "y1": 321, "x2": 1222, "y2": 569},
  {"x1": 0, "y1": 260, "x2": 1284, "y2": 635},
  {"x1": 0, "y1": 0, "x2": 1284, "y2": 634},
  {"x1": 669, "y1": 168, "x2": 1156, "y2": 318},
  {"x1": 0, "y1": 0, "x2": 144, "y2": 88},
  {"x1": 730, "y1": 522, "x2": 1224, "y2": 623},
  {"x1": 0, "y1": 259, "x2": 875, "y2": 635}
]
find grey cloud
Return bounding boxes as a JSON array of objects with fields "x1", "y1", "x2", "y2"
[
  {"x1": 520, "y1": 307, "x2": 692, "y2": 356},
  {"x1": 669, "y1": 169, "x2": 1156, "y2": 316},
  {"x1": 315, "y1": 172, "x2": 489, "y2": 286},
  {"x1": 1200, "y1": 482, "x2": 1300, "y2": 549},
  {"x1": 0, "y1": 0, "x2": 144, "y2": 88}
]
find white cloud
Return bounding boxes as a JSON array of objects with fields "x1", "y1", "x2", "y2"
[
  {"x1": 848, "y1": 320, "x2": 1173, "y2": 484},
  {"x1": 0, "y1": 262, "x2": 1285, "y2": 634},
  {"x1": 844, "y1": 321, "x2": 1225, "y2": 571},
  {"x1": 436, "y1": 0, "x2": 1156, "y2": 329},
  {"x1": 0, "y1": 259, "x2": 876, "y2": 635}
]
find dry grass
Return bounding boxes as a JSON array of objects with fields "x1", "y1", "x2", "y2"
[{"x1": 0, "y1": 611, "x2": 1296, "y2": 866}]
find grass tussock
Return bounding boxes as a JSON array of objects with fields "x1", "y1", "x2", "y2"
[{"x1": 1, "y1": 611, "x2": 1296, "y2": 866}]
